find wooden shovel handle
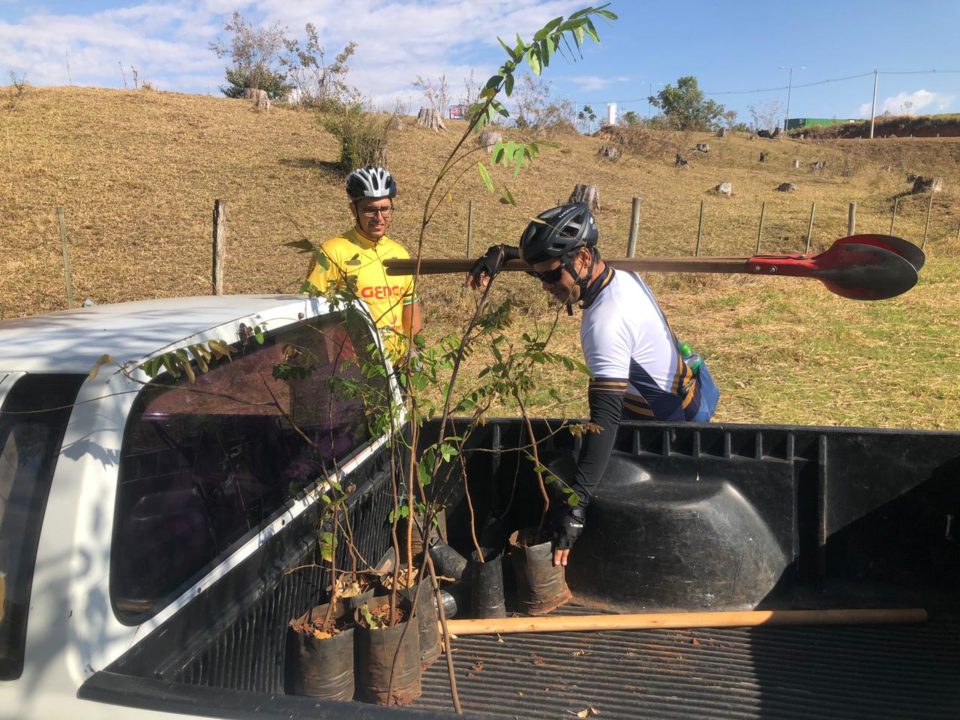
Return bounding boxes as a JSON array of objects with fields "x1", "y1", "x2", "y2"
[
  {"x1": 384, "y1": 257, "x2": 749, "y2": 276},
  {"x1": 442, "y1": 607, "x2": 928, "y2": 635}
]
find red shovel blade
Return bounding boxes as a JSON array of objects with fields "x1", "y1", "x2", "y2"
[
  {"x1": 750, "y1": 241, "x2": 919, "y2": 300},
  {"x1": 835, "y1": 234, "x2": 925, "y2": 272}
]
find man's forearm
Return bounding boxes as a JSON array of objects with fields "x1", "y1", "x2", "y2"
[{"x1": 402, "y1": 300, "x2": 423, "y2": 338}]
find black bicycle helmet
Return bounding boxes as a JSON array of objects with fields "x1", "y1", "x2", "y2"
[
  {"x1": 519, "y1": 202, "x2": 598, "y2": 265},
  {"x1": 346, "y1": 166, "x2": 397, "y2": 200}
]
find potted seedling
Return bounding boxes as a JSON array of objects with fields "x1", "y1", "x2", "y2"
[{"x1": 284, "y1": 479, "x2": 361, "y2": 701}]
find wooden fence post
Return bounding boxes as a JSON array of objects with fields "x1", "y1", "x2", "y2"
[
  {"x1": 212, "y1": 200, "x2": 226, "y2": 295},
  {"x1": 756, "y1": 202, "x2": 766, "y2": 254},
  {"x1": 626, "y1": 196, "x2": 641, "y2": 257},
  {"x1": 922, "y1": 192, "x2": 934, "y2": 249},
  {"x1": 889, "y1": 196, "x2": 899, "y2": 235},
  {"x1": 56, "y1": 206, "x2": 75, "y2": 309},
  {"x1": 466, "y1": 200, "x2": 474, "y2": 258},
  {"x1": 805, "y1": 202, "x2": 816, "y2": 254},
  {"x1": 847, "y1": 202, "x2": 857, "y2": 236},
  {"x1": 695, "y1": 200, "x2": 704, "y2": 256}
]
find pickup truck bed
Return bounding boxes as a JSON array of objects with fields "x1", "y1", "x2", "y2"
[
  {"x1": 82, "y1": 419, "x2": 960, "y2": 720},
  {"x1": 419, "y1": 607, "x2": 960, "y2": 719}
]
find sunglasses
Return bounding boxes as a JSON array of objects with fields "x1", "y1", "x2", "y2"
[
  {"x1": 525, "y1": 265, "x2": 566, "y2": 284},
  {"x1": 359, "y1": 206, "x2": 393, "y2": 219}
]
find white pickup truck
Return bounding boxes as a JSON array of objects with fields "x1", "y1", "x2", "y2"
[{"x1": 2, "y1": 294, "x2": 959, "y2": 720}]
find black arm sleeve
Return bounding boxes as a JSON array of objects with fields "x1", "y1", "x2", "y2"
[
  {"x1": 501, "y1": 245, "x2": 521, "y2": 261},
  {"x1": 569, "y1": 378, "x2": 626, "y2": 510}
]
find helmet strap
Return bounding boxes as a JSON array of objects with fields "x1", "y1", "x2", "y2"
[{"x1": 560, "y1": 248, "x2": 595, "y2": 313}]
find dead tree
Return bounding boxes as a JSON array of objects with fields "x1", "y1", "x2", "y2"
[
  {"x1": 568, "y1": 183, "x2": 600, "y2": 212},
  {"x1": 416, "y1": 107, "x2": 446, "y2": 131},
  {"x1": 598, "y1": 145, "x2": 621, "y2": 161},
  {"x1": 478, "y1": 129, "x2": 502, "y2": 152},
  {"x1": 243, "y1": 88, "x2": 270, "y2": 111}
]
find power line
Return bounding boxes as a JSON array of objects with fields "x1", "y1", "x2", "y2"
[
  {"x1": 578, "y1": 68, "x2": 960, "y2": 106},
  {"x1": 704, "y1": 72, "x2": 873, "y2": 96}
]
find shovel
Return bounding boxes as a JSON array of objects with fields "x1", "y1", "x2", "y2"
[{"x1": 383, "y1": 234, "x2": 924, "y2": 301}]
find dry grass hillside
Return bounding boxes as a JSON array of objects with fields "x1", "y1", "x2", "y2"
[{"x1": 2, "y1": 86, "x2": 959, "y2": 429}]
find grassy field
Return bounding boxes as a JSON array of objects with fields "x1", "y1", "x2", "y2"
[{"x1": 2, "y1": 86, "x2": 959, "y2": 429}]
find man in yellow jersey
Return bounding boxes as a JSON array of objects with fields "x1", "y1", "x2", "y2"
[{"x1": 305, "y1": 166, "x2": 422, "y2": 359}]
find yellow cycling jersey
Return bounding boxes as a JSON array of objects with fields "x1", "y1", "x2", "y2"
[{"x1": 305, "y1": 227, "x2": 418, "y2": 356}]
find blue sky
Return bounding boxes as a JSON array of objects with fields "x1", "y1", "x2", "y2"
[{"x1": 1, "y1": 0, "x2": 958, "y2": 126}]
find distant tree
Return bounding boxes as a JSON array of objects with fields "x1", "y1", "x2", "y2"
[
  {"x1": 747, "y1": 100, "x2": 782, "y2": 134},
  {"x1": 280, "y1": 25, "x2": 358, "y2": 108},
  {"x1": 462, "y1": 69, "x2": 481, "y2": 107},
  {"x1": 622, "y1": 110, "x2": 641, "y2": 126},
  {"x1": 512, "y1": 74, "x2": 576, "y2": 132},
  {"x1": 577, "y1": 104, "x2": 596, "y2": 132},
  {"x1": 210, "y1": 12, "x2": 291, "y2": 100},
  {"x1": 413, "y1": 74, "x2": 450, "y2": 118},
  {"x1": 647, "y1": 76, "x2": 725, "y2": 131}
]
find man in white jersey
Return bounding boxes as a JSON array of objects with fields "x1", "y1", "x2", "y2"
[{"x1": 467, "y1": 202, "x2": 719, "y2": 567}]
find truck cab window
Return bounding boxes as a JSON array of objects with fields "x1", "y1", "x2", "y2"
[
  {"x1": 0, "y1": 374, "x2": 84, "y2": 680},
  {"x1": 111, "y1": 313, "x2": 385, "y2": 623}
]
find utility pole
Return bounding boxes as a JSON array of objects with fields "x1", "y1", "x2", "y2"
[
  {"x1": 869, "y1": 69, "x2": 879, "y2": 139},
  {"x1": 779, "y1": 65, "x2": 805, "y2": 131}
]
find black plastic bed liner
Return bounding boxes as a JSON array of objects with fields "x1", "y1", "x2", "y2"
[{"x1": 415, "y1": 605, "x2": 960, "y2": 720}]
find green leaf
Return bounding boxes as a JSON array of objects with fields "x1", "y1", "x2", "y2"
[
  {"x1": 208, "y1": 340, "x2": 233, "y2": 361},
  {"x1": 174, "y1": 350, "x2": 196, "y2": 383},
  {"x1": 543, "y1": 15, "x2": 564, "y2": 34},
  {"x1": 160, "y1": 353, "x2": 181, "y2": 379},
  {"x1": 500, "y1": 185, "x2": 516, "y2": 206},
  {"x1": 573, "y1": 24, "x2": 585, "y2": 46},
  {"x1": 526, "y1": 46, "x2": 541, "y2": 75},
  {"x1": 492, "y1": 141, "x2": 505, "y2": 164},
  {"x1": 484, "y1": 74, "x2": 503, "y2": 90},
  {"x1": 253, "y1": 325, "x2": 265, "y2": 345},
  {"x1": 418, "y1": 461, "x2": 432, "y2": 487},
  {"x1": 504, "y1": 72, "x2": 514, "y2": 96},
  {"x1": 497, "y1": 36, "x2": 520, "y2": 62},
  {"x1": 584, "y1": 18, "x2": 600, "y2": 43},
  {"x1": 567, "y1": 492, "x2": 580, "y2": 508},
  {"x1": 439, "y1": 442, "x2": 458, "y2": 463},
  {"x1": 477, "y1": 162, "x2": 494, "y2": 192}
]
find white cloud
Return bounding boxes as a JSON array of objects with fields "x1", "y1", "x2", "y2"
[
  {"x1": 0, "y1": 0, "x2": 601, "y2": 106},
  {"x1": 858, "y1": 89, "x2": 956, "y2": 117},
  {"x1": 570, "y1": 74, "x2": 631, "y2": 92}
]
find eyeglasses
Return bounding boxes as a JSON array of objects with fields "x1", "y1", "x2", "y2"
[
  {"x1": 525, "y1": 265, "x2": 566, "y2": 284},
  {"x1": 359, "y1": 205, "x2": 393, "y2": 219}
]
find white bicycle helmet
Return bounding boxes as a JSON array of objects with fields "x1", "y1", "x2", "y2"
[{"x1": 346, "y1": 166, "x2": 397, "y2": 200}]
